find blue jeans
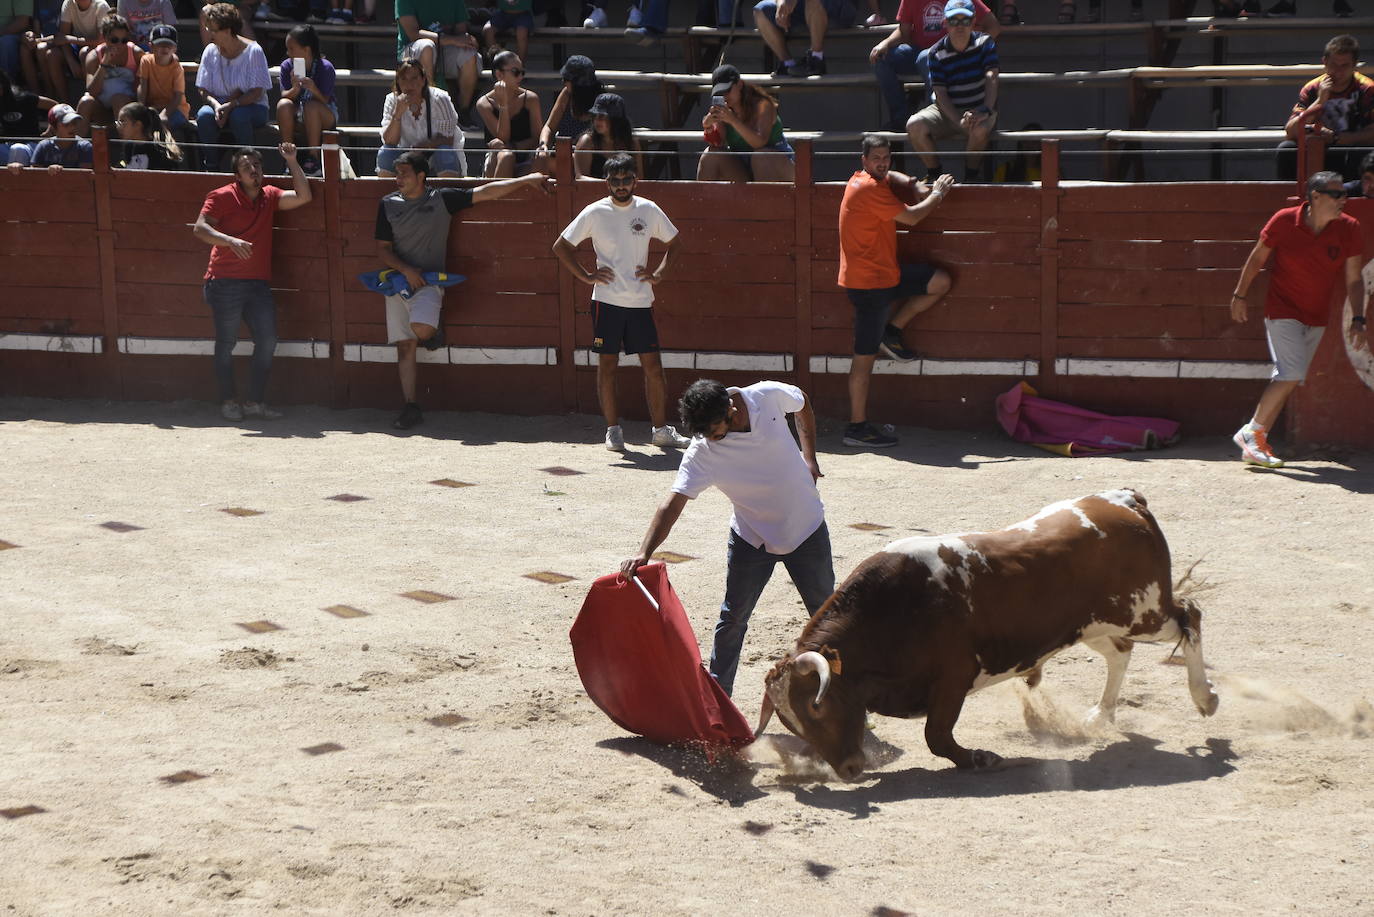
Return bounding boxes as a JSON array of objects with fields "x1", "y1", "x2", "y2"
[
  {"x1": 204, "y1": 278, "x2": 277, "y2": 403},
  {"x1": 376, "y1": 144, "x2": 461, "y2": 175},
  {"x1": 196, "y1": 103, "x2": 269, "y2": 165},
  {"x1": 0, "y1": 34, "x2": 21, "y2": 79},
  {"x1": 710, "y1": 521, "x2": 835, "y2": 696},
  {"x1": 873, "y1": 43, "x2": 931, "y2": 131}
]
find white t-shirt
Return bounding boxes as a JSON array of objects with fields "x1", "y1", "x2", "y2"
[
  {"x1": 558, "y1": 195, "x2": 677, "y2": 309},
  {"x1": 672, "y1": 382, "x2": 824, "y2": 555},
  {"x1": 61, "y1": 0, "x2": 112, "y2": 39}
]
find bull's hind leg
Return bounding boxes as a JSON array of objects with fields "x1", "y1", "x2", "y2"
[
  {"x1": 1178, "y1": 599, "x2": 1220, "y2": 717},
  {"x1": 1083, "y1": 636, "x2": 1133, "y2": 728}
]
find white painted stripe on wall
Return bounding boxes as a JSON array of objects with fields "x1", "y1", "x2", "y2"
[
  {"x1": 1179, "y1": 360, "x2": 1271, "y2": 380},
  {"x1": 0, "y1": 333, "x2": 103, "y2": 354},
  {"x1": 1054, "y1": 358, "x2": 1271, "y2": 380},
  {"x1": 119, "y1": 337, "x2": 329, "y2": 359},
  {"x1": 348, "y1": 345, "x2": 558, "y2": 365},
  {"x1": 807, "y1": 356, "x2": 1037, "y2": 377}
]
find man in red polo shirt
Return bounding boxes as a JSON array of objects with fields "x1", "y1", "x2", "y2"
[
  {"x1": 1230, "y1": 170, "x2": 1371, "y2": 468},
  {"x1": 192, "y1": 142, "x2": 312, "y2": 421}
]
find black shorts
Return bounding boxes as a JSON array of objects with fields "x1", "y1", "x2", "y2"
[
  {"x1": 592, "y1": 301, "x2": 661, "y2": 355},
  {"x1": 844, "y1": 263, "x2": 936, "y2": 355}
]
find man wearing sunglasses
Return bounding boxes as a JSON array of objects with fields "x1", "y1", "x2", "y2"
[
  {"x1": 554, "y1": 152, "x2": 691, "y2": 452},
  {"x1": 1229, "y1": 171, "x2": 1370, "y2": 468},
  {"x1": 906, "y1": 0, "x2": 998, "y2": 183}
]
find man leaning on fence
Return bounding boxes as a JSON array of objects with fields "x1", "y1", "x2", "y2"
[{"x1": 1277, "y1": 34, "x2": 1374, "y2": 183}]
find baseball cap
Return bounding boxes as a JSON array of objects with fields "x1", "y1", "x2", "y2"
[
  {"x1": 588, "y1": 92, "x2": 626, "y2": 120},
  {"x1": 944, "y1": 0, "x2": 974, "y2": 17},
  {"x1": 559, "y1": 54, "x2": 597, "y2": 86},
  {"x1": 48, "y1": 103, "x2": 82, "y2": 127},
  {"x1": 149, "y1": 23, "x2": 178, "y2": 46},
  {"x1": 710, "y1": 64, "x2": 741, "y2": 97}
]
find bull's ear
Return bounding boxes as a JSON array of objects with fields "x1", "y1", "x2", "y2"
[{"x1": 820, "y1": 645, "x2": 843, "y2": 676}]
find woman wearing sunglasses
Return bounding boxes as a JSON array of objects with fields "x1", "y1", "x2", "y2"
[{"x1": 476, "y1": 50, "x2": 542, "y2": 178}]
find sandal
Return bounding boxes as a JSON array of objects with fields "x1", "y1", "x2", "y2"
[
  {"x1": 1057, "y1": 0, "x2": 1075, "y2": 21},
  {"x1": 999, "y1": 1, "x2": 1022, "y2": 24}
]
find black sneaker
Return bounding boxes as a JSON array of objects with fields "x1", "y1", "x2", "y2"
[
  {"x1": 843, "y1": 422, "x2": 898, "y2": 448},
  {"x1": 787, "y1": 53, "x2": 826, "y2": 78},
  {"x1": 878, "y1": 326, "x2": 918, "y2": 362},
  {"x1": 392, "y1": 402, "x2": 423, "y2": 430},
  {"x1": 771, "y1": 59, "x2": 793, "y2": 78},
  {"x1": 421, "y1": 324, "x2": 446, "y2": 352}
]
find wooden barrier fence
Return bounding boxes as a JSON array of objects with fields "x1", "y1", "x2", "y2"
[{"x1": 4, "y1": 131, "x2": 1374, "y2": 446}]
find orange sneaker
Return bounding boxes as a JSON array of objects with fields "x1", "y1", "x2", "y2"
[{"x1": 1233, "y1": 423, "x2": 1283, "y2": 468}]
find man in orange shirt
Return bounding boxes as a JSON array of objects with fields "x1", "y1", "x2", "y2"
[{"x1": 837, "y1": 134, "x2": 954, "y2": 448}]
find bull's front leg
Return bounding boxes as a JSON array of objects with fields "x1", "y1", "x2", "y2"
[{"x1": 924, "y1": 674, "x2": 1001, "y2": 770}]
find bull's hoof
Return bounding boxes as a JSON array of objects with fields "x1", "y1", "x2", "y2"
[
  {"x1": 1084, "y1": 704, "x2": 1117, "y2": 730},
  {"x1": 1197, "y1": 690, "x2": 1220, "y2": 717},
  {"x1": 970, "y1": 749, "x2": 1003, "y2": 769}
]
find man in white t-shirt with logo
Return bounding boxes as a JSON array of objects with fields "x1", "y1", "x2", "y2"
[
  {"x1": 553, "y1": 152, "x2": 691, "y2": 452},
  {"x1": 620, "y1": 378, "x2": 834, "y2": 696}
]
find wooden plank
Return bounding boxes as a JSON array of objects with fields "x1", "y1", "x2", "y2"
[
  {"x1": 1060, "y1": 267, "x2": 1232, "y2": 305},
  {"x1": 0, "y1": 189, "x2": 98, "y2": 223},
  {"x1": 1059, "y1": 183, "x2": 1290, "y2": 213},
  {"x1": 1059, "y1": 239, "x2": 1254, "y2": 270},
  {"x1": 0, "y1": 222, "x2": 101, "y2": 256},
  {"x1": 1058, "y1": 336, "x2": 1269, "y2": 360},
  {"x1": 1058, "y1": 303, "x2": 1206, "y2": 338},
  {"x1": 0, "y1": 315, "x2": 104, "y2": 334},
  {"x1": 0, "y1": 257, "x2": 100, "y2": 288},
  {"x1": 1058, "y1": 210, "x2": 1263, "y2": 241}
]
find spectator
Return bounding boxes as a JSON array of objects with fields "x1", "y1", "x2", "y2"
[
  {"x1": 194, "y1": 2, "x2": 271, "y2": 170},
  {"x1": 907, "y1": 0, "x2": 998, "y2": 182},
  {"x1": 114, "y1": 98, "x2": 181, "y2": 167},
  {"x1": 534, "y1": 53, "x2": 601, "y2": 173},
  {"x1": 395, "y1": 0, "x2": 479, "y2": 127},
  {"x1": 622, "y1": 0, "x2": 667, "y2": 46},
  {"x1": 1259, "y1": 1, "x2": 1353, "y2": 16},
  {"x1": 374, "y1": 150, "x2": 551, "y2": 430},
  {"x1": 553, "y1": 152, "x2": 692, "y2": 452},
  {"x1": 869, "y1": 0, "x2": 997, "y2": 132},
  {"x1": 10, "y1": 100, "x2": 90, "y2": 170},
  {"x1": 192, "y1": 143, "x2": 312, "y2": 421},
  {"x1": 753, "y1": 0, "x2": 857, "y2": 78},
  {"x1": 574, "y1": 91, "x2": 643, "y2": 179},
  {"x1": 1, "y1": 0, "x2": 35, "y2": 86},
  {"x1": 116, "y1": 0, "x2": 173, "y2": 49},
  {"x1": 697, "y1": 63, "x2": 794, "y2": 183},
  {"x1": 37, "y1": 0, "x2": 108, "y2": 102},
  {"x1": 837, "y1": 134, "x2": 953, "y2": 448},
  {"x1": 482, "y1": 0, "x2": 532, "y2": 64},
  {"x1": 3, "y1": 68, "x2": 55, "y2": 164},
  {"x1": 619, "y1": 378, "x2": 832, "y2": 698},
  {"x1": 1228, "y1": 170, "x2": 1369, "y2": 468},
  {"x1": 1277, "y1": 35, "x2": 1374, "y2": 183},
  {"x1": 476, "y1": 50, "x2": 539, "y2": 178},
  {"x1": 376, "y1": 57, "x2": 465, "y2": 177},
  {"x1": 136, "y1": 22, "x2": 185, "y2": 134},
  {"x1": 328, "y1": 0, "x2": 375, "y2": 22},
  {"x1": 1341, "y1": 150, "x2": 1374, "y2": 197},
  {"x1": 276, "y1": 23, "x2": 336, "y2": 176},
  {"x1": 76, "y1": 11, "x2": 138, "y2": 128}
]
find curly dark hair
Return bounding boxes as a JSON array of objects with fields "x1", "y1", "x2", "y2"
[{"x1": 678, "y1": 379, "x2": 731, "y2": 437}]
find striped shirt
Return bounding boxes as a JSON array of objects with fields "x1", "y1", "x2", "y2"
[
  {"x1": 196, "y1": 40, "x2": 272, "y2": 109},
  {"x1": 381, "y1": 87, "x2": 460, "y2": 147},
  {"x1": 927, "y1": 32, "x2": 998, "y2": 111}
]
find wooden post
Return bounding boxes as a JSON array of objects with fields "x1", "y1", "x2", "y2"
[
  {"x1": 91, "y1": 127, "x2": 123, "y2": 396},
  {"x1": 321, "y1": 129, "x2": 349, "y2": 408},
  {"x1": 793, "y1": 138, "x2": 813, "y2": 393},
  {"x1": 1299, "y1": 133, "x2": 1324, "y2": 195},
  {"x1": 555, "y1": 137, "x2": 578, "y2": 412},
  {"x1": 1037, "y1": 140, "x2": 1060, "y2": 390}
]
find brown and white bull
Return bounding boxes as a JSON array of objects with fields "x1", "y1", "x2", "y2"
[{"x1": 757, "y1": 490, "x2": 1219, "y2": 781}]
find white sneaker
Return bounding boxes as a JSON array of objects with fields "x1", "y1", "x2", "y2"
[
  {"x1": 583, "y1": 6, "x2": 608, "y2": 27},
  {"x1": 221, "y1": 401, "x2": 244, "y2": 421},
  {"x1": 605, "y1": 424, "x2": 626, "y2": 451},
  {"x1": 1232, "y1": 422, "x2": 1283, "y2": 468},
  {"x1": 651, "y1": 424, "x2": 691, "y2": 448},
  {"x1": 864, "y1": 11, "x2": 887, "y2": 25},
  {"x1": 254, "y1": 3, "x2": 269, "y2": 19}
]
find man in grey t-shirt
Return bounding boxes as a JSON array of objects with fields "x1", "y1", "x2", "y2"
[{"x1": 375, "y1": 149, "x2": 551, "y2": 430}]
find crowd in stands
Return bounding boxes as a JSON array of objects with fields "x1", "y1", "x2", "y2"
[{"x1": 0, "y1": 0, "x2": 1370, "y2": 181}]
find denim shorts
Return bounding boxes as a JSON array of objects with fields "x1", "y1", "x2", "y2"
[
  {"x1": 488, "y1": 9, "x2": 535, "y2": 30},
  {"x1": 845, "y1": 263, "x2": 935, "y2": 355},
  {"x1": 754, "y1": 0, "x2": 856, "y2": 30}
]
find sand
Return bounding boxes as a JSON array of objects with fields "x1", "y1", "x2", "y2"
[{"x1": 2, "y1": 396, "x2": 1371, "y2": 916}]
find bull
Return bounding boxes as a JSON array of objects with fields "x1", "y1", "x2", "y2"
[{"x1": 756, "y1": 490, "x2": 1219, "y2": 781}]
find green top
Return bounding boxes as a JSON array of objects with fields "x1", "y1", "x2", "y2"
[
  {"x1": 395, "y1": 0, "x2": 470, "y2": 59},
  {"x1": 1, "y1": 0, "x2": 35, "y2": 20},
  {"x1": 724, "y1": 112, "x2": 785, "y2": 153}
]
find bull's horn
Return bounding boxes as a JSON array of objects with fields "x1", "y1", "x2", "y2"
[
  {"x1": 756, "y1": 694, "x2": 774, "y2": 736},
  {"x1": 793, "y1": 651, "x2": 831, "y2": 706}
]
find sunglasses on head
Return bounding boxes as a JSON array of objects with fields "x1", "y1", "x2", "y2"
[{"x1": 1314, "y1": 188, "x2": 1348, "y2": 199}]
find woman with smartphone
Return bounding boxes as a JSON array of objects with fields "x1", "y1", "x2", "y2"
[{"x1": 696, "y1": 63, "x2": 794, "y2": 183}]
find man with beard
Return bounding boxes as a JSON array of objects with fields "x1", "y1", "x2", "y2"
[
  {"x1": 553, "y1": 152, "x2": 691, "y2": 452},
  {"x1": 838, "y1": 133, "x2": 954, "y2": 448},
  {"x1": 192, "y1": 142, "x2": 311, "y2": 421}
]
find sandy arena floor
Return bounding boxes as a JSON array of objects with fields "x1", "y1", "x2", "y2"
[{"x1": 2, "y1": 397, "x2": 1372, "y2": 916}]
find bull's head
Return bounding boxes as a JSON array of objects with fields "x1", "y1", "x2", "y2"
[{"x1": 757, "y1": 646, "x2": 868, "y2": 782}]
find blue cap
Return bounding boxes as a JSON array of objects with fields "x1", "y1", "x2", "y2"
[{"x1": 943, "y1": 0, "x2": 974, "y2": 17}]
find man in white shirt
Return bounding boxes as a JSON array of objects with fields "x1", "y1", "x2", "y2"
[
  {"x1": 553, "y1": 152, "x2": 691, "y2": 452},
  {"x1": 620, "y1": 379, "x2": 834, "y2": 696}
]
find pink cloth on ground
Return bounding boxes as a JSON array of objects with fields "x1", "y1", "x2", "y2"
[{"x1": 996, "y1": 381, "x2": 1181, "y2": 456}]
